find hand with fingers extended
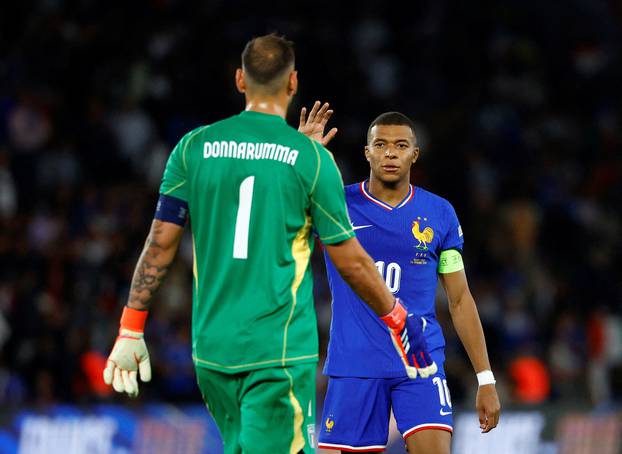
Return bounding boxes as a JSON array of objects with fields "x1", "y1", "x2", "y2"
[
  {"x1": 476, "y1": 382, "x2": 501, "y2": 433},
  {"x1": 298, "y1": 100, "x2": 338, "y2": 146},
  {"x1": 103, "y1": 306, "x2": 151, "y2": 398}
]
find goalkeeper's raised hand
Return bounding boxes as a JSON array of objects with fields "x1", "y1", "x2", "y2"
[
  {"x1": 103, "y1": 306, "x2": 151, "y2": 398},
  {"x1": 298, "y1": 100, "x2": 338, "y2": 146},
  {"x1": 381, "y1": 299, "x2": 437, "y2": 379}
]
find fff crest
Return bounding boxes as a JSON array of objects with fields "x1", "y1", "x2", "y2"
[
  {"x1": 412, "y1": 217, "x2": 434, "y2": 251},
  {"x1": 325, "y1": 417, "x2": 335, "y2": 432}
]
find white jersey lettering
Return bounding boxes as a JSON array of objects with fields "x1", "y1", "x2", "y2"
[{"x1": 202, "y1": 141, "x2": 299, "y2": 165}]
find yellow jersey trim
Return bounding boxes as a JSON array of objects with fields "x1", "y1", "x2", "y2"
[
  {"x1": 284, "y1": 368, "x2": 305, "y2": 453},
  {"x1": 311, "y1": 199, "x2": 353, "y2": 237},
  {"x1": 282, "y1": 215, "x2": 313, "y2": 365},
  {"x1": 192, "y1": 353, "x2": 318, "y2": 370},
  {"x1": 191, "y1": 233, "x2": 198, "y2": 291},
  {"x1": 163, "y1": 180, "x2": 186, "y2": 195},
  {"x1": 320, "y1": 230, "x2": 355, "y2": 242},
  {"x1": 182, "y1": 125, "x2": 210, "y2": 171},
  {"x1": 309, "y1": 139, "x2": 322, "y2": 195}
]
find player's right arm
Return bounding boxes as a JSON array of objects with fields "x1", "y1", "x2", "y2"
[
  {"x1": 298, "y1": 104, "x2": 390, "y2": 314},
  {"x1": 307, "y1": 137, "x2": 436, "y2": 378},
  {"x1": 325, "y1": 239, "x2": 437, "y2": 379},
  {"x1": 324, "y1": 237, "x2": 393, "y2": 315}
]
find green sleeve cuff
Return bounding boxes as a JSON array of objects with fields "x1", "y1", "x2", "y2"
[
  {"x1": 320, "y1": 229, "x2": 355, "y2": 245},
  {"x1": 438, "y1": 249, "x2": 464, "y2": 274}
]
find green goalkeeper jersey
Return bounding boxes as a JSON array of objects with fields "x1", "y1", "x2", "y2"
[{"x1": 159, "y1": 110, "x2": 354, "y2": 373}]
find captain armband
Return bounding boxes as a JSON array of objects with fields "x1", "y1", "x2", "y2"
[
  {"x1": 438, "y1": 249, "x2": 464, "y2": 274},
  {"x1": 154, "y1": 194, "x2": 189, "y2": 226}
]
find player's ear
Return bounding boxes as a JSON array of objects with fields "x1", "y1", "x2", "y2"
[
  {"x1": 365, "y1": 145, "x2": 371, "y2": 162},
  {"x1": 235, "y1": 68, "x2": 246, "y2": 94},
  {"x1": 287, "y1": 70, "x2": 298, "y2": 96},
  {"x1": 412, "y1": 146, "x2": 420, "y2": 164}
]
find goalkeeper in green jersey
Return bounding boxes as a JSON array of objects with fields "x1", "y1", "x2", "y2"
[{"x1": 103, "y1": 33, "x2": 435, "y2": 454}]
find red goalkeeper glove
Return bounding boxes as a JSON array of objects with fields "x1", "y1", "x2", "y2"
[{"x1": 381, "y1": 299, "x2": 438, "y2": 379}]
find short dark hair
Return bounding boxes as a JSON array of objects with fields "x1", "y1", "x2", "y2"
[
  {"x1": 241, "y1": 33, "x2": 295, "y2": 92},
  {"x1": 367, "y1": 112, "x2": 416, "y2": 144}
]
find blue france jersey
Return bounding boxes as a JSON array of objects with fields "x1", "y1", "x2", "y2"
[{"x1": 323, "y1": 181, "x2": 464, "y2": 378}]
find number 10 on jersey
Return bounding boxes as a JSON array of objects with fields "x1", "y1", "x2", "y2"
[{"x1": 375, "y1": 261, "x2": 401, "y2": 293}]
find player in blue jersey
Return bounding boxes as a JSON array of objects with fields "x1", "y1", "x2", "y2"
[{"x1": 316, "y1": 112, "x2": 500, "y2": 453}]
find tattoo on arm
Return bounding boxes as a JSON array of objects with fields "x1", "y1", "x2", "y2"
[{"x1": 127, "y1": 222, "x2": 177, "y2": 310}]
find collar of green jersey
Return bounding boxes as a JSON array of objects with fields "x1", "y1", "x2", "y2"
[{"x1": 239, "y1": 110, "x2": 286, "y2": 122}]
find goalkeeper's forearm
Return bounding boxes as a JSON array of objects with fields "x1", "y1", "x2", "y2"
[
  {"x1": 127, "y1": 220, "x2": 183, "y2": 310},
  {"x1": 325, "y1": 238, "x2": 394, "y2": 316}
]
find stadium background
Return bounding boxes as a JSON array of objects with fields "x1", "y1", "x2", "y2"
[{"x1": 0, "y1": 0, "x2": 620, "y2": 452}]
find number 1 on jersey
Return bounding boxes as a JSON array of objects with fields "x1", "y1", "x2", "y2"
[{"x1": 233, "y1": 176, "x2": 254, "y2": 259}]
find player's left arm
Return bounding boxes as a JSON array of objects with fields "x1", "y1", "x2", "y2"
[
  {"x1": 439, "y1": 266, "x2": 501, "y2": 433},
  {"x1": 103, "y1": 218, "x2": 184, "y2": 397},
  {"x1": 104, "y1": 128, "x2": 191, "y2": 397},
  {"x1": 127, "y1": 219, "x2": 184, "y2": 310}
]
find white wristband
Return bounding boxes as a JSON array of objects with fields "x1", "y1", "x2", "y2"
[{"x1": 477, "y1": 370, "x2": 496, "y2": 386}]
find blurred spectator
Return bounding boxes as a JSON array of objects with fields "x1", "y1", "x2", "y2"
[
  {"x1": 80, "y1": 350, "x2": 112, "y2": 398},
  {"x1": 587, "y1": 308, "x2": 622, "y2": 408},
  {"x1": 508, "y1": 354, "x2": 551, "y2": 405},
  {"x1": 0, "y1": 150, "x2": 17, "y2": 219},
  {"x1": 548, "y1": 312, "x2": 586, "y2": 400},
  {"x1": 7, "y1": 95, "x2": 51, "y2": 152},
  {"x1": 107, "y1": 99, "x2": 156, "y2": 170}
]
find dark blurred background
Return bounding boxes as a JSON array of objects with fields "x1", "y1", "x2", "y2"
[{"x1": 0, "y1": 0, "x2": 621, "y2": 452}]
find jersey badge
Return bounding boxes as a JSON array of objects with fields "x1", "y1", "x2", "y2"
[
  {"x1": 412, "y1": 217, "x2": 434, "y2": 250},
  {"x1": 325, "y1": 416, "x2": 335, "y2": 432}
]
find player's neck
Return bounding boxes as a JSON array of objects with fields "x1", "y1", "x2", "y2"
[
  {"x1": 245, "y1": 98, "x2": 288, "y2": 119},
  {"x1": 368, "y1": 175, "x2": 411, "y2": 207}
]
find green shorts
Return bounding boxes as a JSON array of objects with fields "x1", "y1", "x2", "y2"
[{"x1": 195, "y1": 362, "x2": 316, "y2": 454}]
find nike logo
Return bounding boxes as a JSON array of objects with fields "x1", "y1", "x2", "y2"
[
  {"x1": 353, "y1": 225, "x2": 373, "y2": 231},
  {"x1": 440, "y1": 409, "x2": 452, "y2": 416}
]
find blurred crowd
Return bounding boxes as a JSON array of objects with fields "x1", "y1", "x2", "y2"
[{"x1": 0, "y1": 0, "x2": 621, "y2": 412}]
